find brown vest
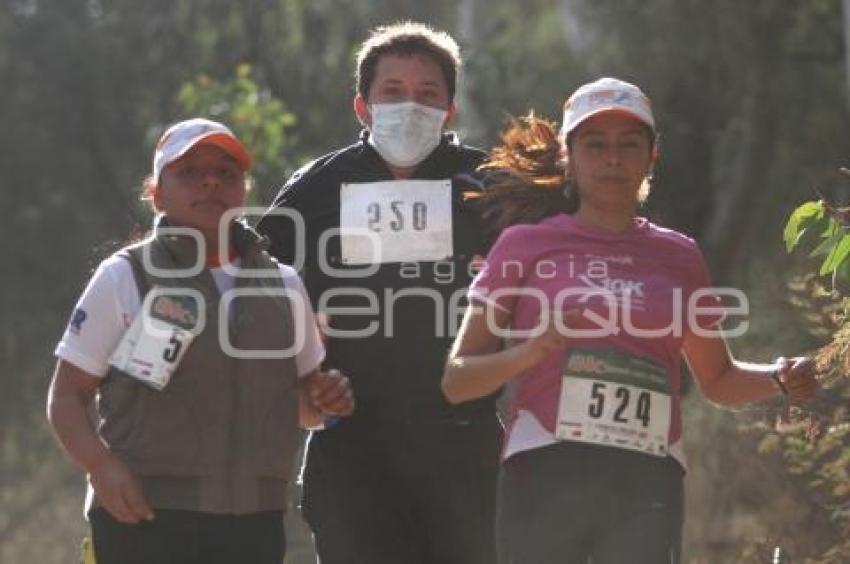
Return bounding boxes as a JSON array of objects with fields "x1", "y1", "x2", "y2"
[{"x1": 96, "y1": 220, "x2": 300, "y2": 514}]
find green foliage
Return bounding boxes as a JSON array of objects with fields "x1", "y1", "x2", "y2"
[
  {"x1": 778, "y1": 185, "x2": 850, "y2": 562},
  {"x1": 176, "y1": 64, "x2": 296, "y2": 206},
  {"x1": 785, "y1": 199, "x2": 850, "y2": 284},
  {"x1": 784, "y1": 200, "x2": 824, "y2": 253},
  {"x1": 770, "y1": 396, "x2": 850, "y2": 562}
]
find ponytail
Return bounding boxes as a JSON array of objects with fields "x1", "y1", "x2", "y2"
[{"x1": 477, "y1": 114, "x2": 577, "y2": 240}]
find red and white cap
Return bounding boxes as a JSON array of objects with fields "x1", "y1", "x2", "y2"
[
  {"x1": 152, "y1": 118, "x2": 251, "y2": 183},
  {"x1": 561, "y1": 77, "x2": 655, "y2": 138}
]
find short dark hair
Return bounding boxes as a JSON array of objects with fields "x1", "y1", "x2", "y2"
[{"x1": 355, "y1": 21, "x2": 461, "y2": 102}]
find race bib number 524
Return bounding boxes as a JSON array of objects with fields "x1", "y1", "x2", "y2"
[{"x1": 555, "y1": 348, "x2": 672, "y2": 457}]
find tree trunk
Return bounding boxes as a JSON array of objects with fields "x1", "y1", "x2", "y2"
[
  {"x1": 559, "y1": 0, "x2": 595, "y2": 61},
  {"x1": 457, "y1": 0, "x2": 487, "y2": 144},
  {"x1": 702, "y1": 7, "x2": 785, "y2": 283},
  {"x1": 844, "y1": 0, "x2": 850, "y2": 111}
]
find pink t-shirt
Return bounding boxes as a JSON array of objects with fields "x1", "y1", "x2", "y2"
[{"x1": 469, "y1": 213, "x2": 722, "y2": 466}]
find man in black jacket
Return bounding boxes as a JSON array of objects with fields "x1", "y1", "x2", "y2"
[{"x1": 257, "y1": 21, "x2": 501, "y2": 564}]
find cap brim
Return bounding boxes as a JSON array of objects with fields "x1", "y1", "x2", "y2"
[
  {"x1": 184, "y1": 132, "x2": 252, "y2": 171},
  {"x1": 565, "y1": 107, "x2": 654, "y2": 137}
]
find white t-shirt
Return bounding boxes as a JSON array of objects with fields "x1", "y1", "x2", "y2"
[{"x1": 55, "y1": 254, "x2": 325, "y2": 378}]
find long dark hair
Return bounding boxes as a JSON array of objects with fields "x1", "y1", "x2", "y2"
[{"x1": 477, "y1": 114, "x2": 577, "y2": 241}]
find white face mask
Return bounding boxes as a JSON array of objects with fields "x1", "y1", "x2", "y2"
[{"x1": 367, "y1": 101, "x2": 447, "y2": 168}]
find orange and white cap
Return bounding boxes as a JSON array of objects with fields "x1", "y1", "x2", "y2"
[
  {"x1": 152, "y1": 118, "x2": 251, "y2": 184},
  {"x1": 561, "y1": 77, "x2": 655, "y2": 139}
]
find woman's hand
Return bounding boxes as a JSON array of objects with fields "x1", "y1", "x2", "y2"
[
  {"x1": 88, "y1": 452, "x2": 154, "y2": 524},
  {"x1": 442, "y1": 304, "x2": 584, "y2": 405},
  {"x1": 776, "y1": 356, "x2": 818, "y2": 403},
  {"x1": 47, "y1": 360, "x2": 154, "y2": 524},
  {"x1": 515, "y1": 309, "x2": 582, "y2": 367}
]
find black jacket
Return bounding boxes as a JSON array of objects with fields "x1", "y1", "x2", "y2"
[{"x1": 258, "y1": 131, "x2": 496, "y2": 422}]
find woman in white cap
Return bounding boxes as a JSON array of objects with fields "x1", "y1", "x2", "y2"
[
  {"x1": 441, "y1": 78, "x2": 817, "y2": 563},
  {"x1": 47, "y1": 118, "x2": 354, "y2": 564}
]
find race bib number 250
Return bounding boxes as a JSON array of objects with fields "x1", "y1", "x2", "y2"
[
  {"x1": 340, "y1": 179, "x2": 453, "y2": 264},
  {"x1": 555, "y1": 348, "x2": 672, "y2": 457}
]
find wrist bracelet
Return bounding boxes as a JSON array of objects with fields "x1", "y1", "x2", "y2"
[
  {"x1": 324, "y1": 415, "x2": 341, "y2": 429},
  {"x1": 770, "y1": 368, "x2": 788, "y2": 396}
]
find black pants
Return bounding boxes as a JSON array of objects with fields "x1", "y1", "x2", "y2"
[
  {"x1": 89, "y1": 508, "x2": 285, "y2": 564},
  {"x1": 497, "y1": 442, "x2": 684, "y2": 564},
  {"x1": 301, "y1": 414, "x2": 503, "y2": 564}
]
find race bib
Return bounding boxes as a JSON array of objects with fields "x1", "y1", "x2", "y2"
[
  {"x1": 340, "y1": 179, "x2": 453, "y2": 264},
  {"x1": 108, "y1": 288, "x2": 203, "y2": 390},
  {"x1": 555, "y1": 348, "x2": 671, "y2": 457}
]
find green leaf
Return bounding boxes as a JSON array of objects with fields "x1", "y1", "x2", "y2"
[
  {"x1": 832, "y1": 246, "x2": 850, "y2": 288},
  {"x1": 808, "y1": 219, "x2": 841, "y2": 258},
  {"x1": 784, "y1": 200, "x2": 824, "y2": 252},
  {"x1": 819, "y1": 233, "x2": 850, "y2": 276}
]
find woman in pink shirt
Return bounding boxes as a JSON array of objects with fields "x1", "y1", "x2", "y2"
[{"x1": 442, "y1": 78, "x2": 817, "y2": 564}]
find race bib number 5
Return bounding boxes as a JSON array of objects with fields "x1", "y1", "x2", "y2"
[
  {"x1": 340, "y1": 179, "x2": 453, "y2": 264},
  {"x1": 555, "y1": 348, "x2": 672, "y2": 457},
  {"x1": 109, "y1": 288, "x2": 203, "y2": 390}
]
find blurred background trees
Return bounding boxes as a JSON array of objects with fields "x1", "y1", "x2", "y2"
[{"x1": 2, "y1": 1, "x2": 848, "y2": 562}]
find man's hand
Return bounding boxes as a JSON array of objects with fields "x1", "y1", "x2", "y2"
[{"x1": 304, "y1": 369, "x2": 355, "y2": 417}]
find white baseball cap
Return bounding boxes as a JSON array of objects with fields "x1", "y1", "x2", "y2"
[
  {"x1": 561, "y1": 77, "x2": 655, "y2": 139},
  {"x1": 152, "y1": 118, "x2": 251, "y2": 184}
]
